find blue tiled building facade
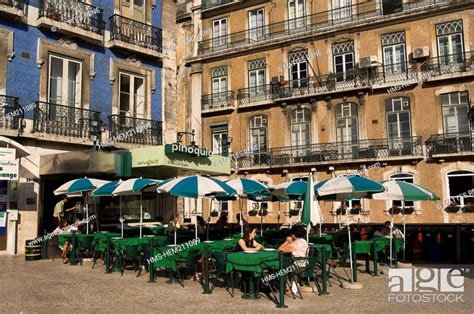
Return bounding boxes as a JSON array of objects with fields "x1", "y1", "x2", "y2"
[{"x1": 1, "y1": 0, "x2": 164, "y2": 146}]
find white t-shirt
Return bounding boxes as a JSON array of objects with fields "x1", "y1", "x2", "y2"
[{"x1": 292, "y1": 238, "x2": 309, "y2": 269}]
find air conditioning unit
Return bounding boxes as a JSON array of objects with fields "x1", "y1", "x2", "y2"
[
  {"x1": 412, "y1": 46, "x2": 429, "y2": 59},
  {"x1": 359, "y1": 56, "x2": 378, "y2": 69}
]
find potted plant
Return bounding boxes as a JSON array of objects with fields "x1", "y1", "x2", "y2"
[
  {"x1": 258, "y1": 208, "x2": 268, "y2": 216},
  {"x1": 444, "y1": 204, "x2": 461, "y2": 213},
  {"x1": 289, "y1": 208, "x2": 300, "y2": 216},
  {"x1": 326, "y1": 72, "x2": 337, "y2": 91},
  {"x1": 335, "y1": 207, "x2": 346, "y2": 215},
  {"x1": 248, "y1": 209, "x2": 258, "y2": 216},
  {"x1": 210, "y1": 210, "x2": 219, "y2": 217},
  {"x1": 350, "y1": 205, "x2": 361, "y2": 215},
  {"x1": 462, "y1": 204, "x2": 474, "y2": 213}
]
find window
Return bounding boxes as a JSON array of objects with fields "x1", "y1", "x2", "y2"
[
  {"x1": 436, "y1": 20, "x2": 464, "y2": 66},
  {"x1": 211, "y1": 66, "x2": 228, "y2": 103},
  {"x1": 119, "y1": 72, "x2": 145, "y2": 121},
  {"x1": 333, "y1": 41, "x2": 354, "y2": 82},
  {"x1": 290, "y1": 177, "x2": 307, "y2": 210},
  {"x1": 288, "y1": 0, "x2": 306, "y2": 29},
  {"x1": 447, "y1": 171, "x2": 474, "y2": 208},
  {"x1": 336, "y1": 103, "x2": 358, "y2": 143},
  {"x1": 338, "y1": 174, "x2": 361, "y2": 212},
  {"x1": 211, "y1": 124, "x2": 228, "y2": 155},
  {"x1": 332, "y1": 0, "x2": 352, "y2": 23},
  {"x1": 212, "y1": 18, "x2": 227, "y2": 48},
  {"x1": 48, "y1": 54, "x2": 82, "y2": 108},
  {"x1": 250, "y1": 115, "x2": 268, "y2": 165},
  {"x1": 250, "y1": 115, "x2": 268, "y2": 151},
  {"x1": 441, "y1": 91, "x2": 470, "y2": 135},
  {"x1": 390, "y1": 173, "x2": 415, "y2": 210},
  {"x1": 248, "y1": 59, "x2": 266, "y2": 98},
  {"x1": 249, "y1": 180, "x2": 269, "y2": 214},
  {"x1": 382, "y1": 32, "x2": 406, "y2": 76},
  {"x1": 291, "y1": 108, "x2": 311, "y2": 147},
  {"x1": 249, "y1": 8, "x2": 265, "y2": 41},
  {"x1": 288, "y1": 50, "x2": 308, "y2": 88},
  {"x1": 385, "y1": 97, "x2": 412, "y2": 155},
  {"x1": 211, "y1": 200, "x2": 228, "y2": 213}
]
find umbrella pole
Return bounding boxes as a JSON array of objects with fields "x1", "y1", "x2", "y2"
[
  {"x1": 206, "y1": 200, "x2": 211, "y2": 242},
  {"x1": 389, "y1": 214, "x2": 393, "y2": 268},
  {"x1": 240, "y1": 198, "x2": 243, "y2": 237},
  {"x1": 140, "y1": 193, "x2": 143, "y2": 238},
  {"x1": 174, "y1": 197, "x2": 177, "y2": 245},
  {"x1": 346, "y1": 205, "x2": 354, "y2": 283},
  {"x1": 120, "y1": 196, "x2": 123, "y2": 238},
  {"x1": 94, "y1": 197, "x2": 99, "y2": 232},
  {"x1": 195, "y1": 198, "x2": 198, "y2": 241},
  {"x1": 85, "y1": 193, "x2": 89, "y2": 234},
  {"x1": 260, "y1": 210, "x2": 263, "y2": 237},
  {"x1": 402, "y1": 206, "x2": 406, "y2": 262}
]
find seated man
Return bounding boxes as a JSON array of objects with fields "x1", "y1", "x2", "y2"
[{"x1": 278, "y1": 224, "x2": 309, "y2": 268}]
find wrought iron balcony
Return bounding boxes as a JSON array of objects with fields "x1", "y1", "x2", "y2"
[
  {"x1": 202, "y1": 91, "x2": 235, "y2": 112},
  {"x1": 201, "y1": 0, "x2": 238, "y2": 10},
  {"x1": 371, "y1": 61, "x2": 417, "y2": 85},
  {"x1": 0, "y1": 0, "x2": 25, "y2": 11},
  {"x1": 235, "y1": 136, "x2": 423, "y2": 169},
  {"x1": 109, "y1": 14, "x2": 163, "y2": 52},
  {"x1": 198, "y1": 0, "x2": 466, "y2": 55},
  {"x1": 0, "y1": 95, "x2": 21, "y2": 131},
  {"x1": 38, "y1": 0, "x2": 104, "y2": 34},
  {"x1": 277, "y1": 70, "x2": 371, "y2": 100},
  {"x1": 108, "y1": 115, "x2": 163, "y2": 146},
  {"x1": 237, "y1": 84, "x2": 277, "y2": 107},
  {"x1": 421, "y1": 51, "x2": 473, "y2": 78},
  {"x1": 33, "y1": 101, "x2": 101, "y2": 139},
  {"x1": 176, "y1": 1, "x2": 192, "y2": 21},
  {"x1": 426, "y1": 132, "x2": 474, "y2": 156}
]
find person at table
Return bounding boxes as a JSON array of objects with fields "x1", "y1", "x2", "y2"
[
  {"x1": 60, "y1": 219, "x2": 82, "y2": 264},
  {"x1": 236, "y1": 213, "x2": 248, "y2": 227},
  {"x1": 381, "y1": 221, "x2": 403, "y2": 238},
  {"x1": 53, "y1": 195, "x2": 75, "y2": 227},
  {"x1": 234, "y1": 226, "x2": 264, "y2": 252},
  {"x1": 196, "y1": 215, "x2": 206, "y2": 236},
  {"x1": 167, "y1": 213, "x2": 181, "y2": 233},
  {"x1": 278, "y1": 225, "x2": 309, "y2": 267},
  {"x1": 216, "y1": 214, "x2": 231, "y2": 230}
]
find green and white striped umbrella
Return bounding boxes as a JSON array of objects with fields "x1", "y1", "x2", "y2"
[{"x1": 371, "y1": 180, "x2": 439, "y2": 201}]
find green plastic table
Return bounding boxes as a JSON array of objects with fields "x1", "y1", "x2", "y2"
[
  {"x1": 310, "y1": 243, "x2": 332, "y2": 253},
  {"x1": 226, "y1": 250, "x2": 279, "y2": 299},
  {"x1": 147, "y1": 226, "x2": 167, "y2": 236},
  {"x1": 92, "y1": 232, "x2": 121, "y2": 253},
  {"x1": 58, "y1": 232, "x2": 93, "y2": 265}
]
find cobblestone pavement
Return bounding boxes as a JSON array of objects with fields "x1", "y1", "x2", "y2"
[{"x1": 0, "y1": 256, "x2": 472, "y2": 313}]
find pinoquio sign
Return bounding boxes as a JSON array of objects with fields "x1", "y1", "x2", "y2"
[{"x1": 169, "y1": 144, "x2": 213, "y2": 157}]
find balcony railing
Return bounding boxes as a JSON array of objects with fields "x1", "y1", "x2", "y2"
[
  {"x1": 237, "y1": 84, "x2": 277, "y2": 107},
  {"x1": 371, "y1": 61, "x2": 417, "y2": 85},
  {"x1": 109, "y1": 14, "x2": 163, "y2": 52},
  {"x1": 278, "y1": 70, "x2": 371, "y2": 99},
  {"x1": 108, "y1": 115, "x2": 163, "y2": 146},
  {"x1": 235, "y1": 136, "x2": 423, "y2": 168},
  {"x1": 201, "y1": 0, "x2": 238, "y2": 10},
  {"x1": 176, "y1": 1, "x2": 192, "y2": 19},
  {"x1": 33, "y1": 101, "x2": 101, "y2": 138},
  {"x1": 38, "y1": 0, "x2": 104, "y2": 34},
  {"x1": 421, "y1": 51, "x2": 473, "y2": 77},
  {"x1": 202, "y1": 91, "x2": 235, "y2": 112},
  {"x1": 198, "y1": 0, "x2": 464, "y2": 55},
  {"x1": 426, "y1": 132, "x2": 474, "y2": 156},
  {"x1": 0, "y1": 95, "x2": 21, "y2": 130},
  {"x1": 0, "y1": 0, "x2": 25, "y2": 11}
]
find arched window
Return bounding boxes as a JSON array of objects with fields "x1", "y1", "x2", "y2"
[
  {"x1": 447, "y1": 170, "x2": 474, "y2": 208},
  {"x1": 291, "y1": 108, "x2": 311, "y2": 147},
  {"x1": 389, "y1": 173, "x2": 415, "y2": 210},
  {"x1": 385, "y1": 97, "x2": 412, "y2": 155}
]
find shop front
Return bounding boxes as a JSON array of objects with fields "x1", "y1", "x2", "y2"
[{"x1": 38, "y1": 144, "x2": 231, "y2": 240}]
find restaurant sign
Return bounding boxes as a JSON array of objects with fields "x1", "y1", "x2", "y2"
[
  {"x1": 165, "y1": 144, "x2": 213, "y2": 158},
  {"x1": 0, "y1": 160, "x2": 19, "y2": 181}
]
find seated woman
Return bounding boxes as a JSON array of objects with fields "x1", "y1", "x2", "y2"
[
  {"x1": 196, "y1": 215, "x2": 206, "y2": 236},
  {"x1": 234, "y1": 226, "x2": 264, "y2": 252},
  {"x1": 278, "y1": 225, "x2": 309, "y2": 267}
]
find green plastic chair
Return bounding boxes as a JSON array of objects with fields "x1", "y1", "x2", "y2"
[
  {"x1": 120, "y1": 244, "x2": 144, "y2": 277},
  {"x1": 77, "y1": 235, "x2": 95, "y2": 266},
  {"x1": 209, "y1": 251, "x2": 234, "y2": 296}
]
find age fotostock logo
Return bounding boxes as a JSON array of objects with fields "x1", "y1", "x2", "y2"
[{"x1": 388, "y1": 268, "x2": 468, "y2": 303}]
